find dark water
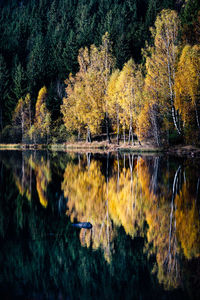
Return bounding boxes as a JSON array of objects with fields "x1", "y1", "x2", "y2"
[{"x1": 0, "y1": 150, "x2": 199, "y2": 300}]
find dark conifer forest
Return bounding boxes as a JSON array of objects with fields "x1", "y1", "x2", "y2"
[{"x1": 0, "y1": 0, "x2": 200, "y2": 145}]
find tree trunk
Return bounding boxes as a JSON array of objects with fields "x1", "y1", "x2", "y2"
[
  {"x1": 117, "y1": 112, "x2": 119, "y2": 145},
  {"x1": 128, "y1": 125, "x2": 131, "y2": 145},
  {"x1": 194, "y1": 101, "x2": 200, "y2": 132},
  {"x1": 165, "y1": 31, "x2": 181, "y2": 135},
  {"x1": 171, "y1": 106, "x2": 181, "y2": 135},
  {"x1": 151, "y1": 107, "x2": 160, "y2": 147},
  {"x1": 29, "y1": 101, "x2": 31, "y2": 139},
  {"x1": 21, "y1": 110, "x2": 24, "y2": 143},
  {"x1": 106, "y1": 112, "x2": 111, "y2": 143},
  {"x1": 86, "y1": 126, "x2": 91, "y2": 143},
  {"x1": 123, "y1": 122, "x2": 126, "y2": 144},
  {"x1": 131, "y1": 131, "x2": 134, "y2": 146},
  {"x1": 78, "y1": 128, "x2": 80, "y2": 141},
  {"x1": 137, "y1": 124, "x2": 141, "y2": 146},
  {"x1": 129, "y1": 111, "x2": 133, "y2": 145}
]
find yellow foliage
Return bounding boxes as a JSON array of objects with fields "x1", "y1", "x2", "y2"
[
  {"x1": 61, "y1": 33, "x2": 115, "y2": 138},
  {"x1": 175, "y1": 44, "x2": 200, "y2": 127},
  {"x1": 34, "y1": 86, "x2": 51, "y2": 141},
  {"x1": 175, "y1": 183, "x2": 200, "y2": 259},
  {"x1": 62, "y1": 159, "x2": 113, "y2": 260},
  {"x1": 30, "y1": 156, "x2": 51, "y2": 208}
]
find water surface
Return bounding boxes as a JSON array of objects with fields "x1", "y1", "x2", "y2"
[{"x1": 0, "y1": 150, "x2": 199, "y2": 299}]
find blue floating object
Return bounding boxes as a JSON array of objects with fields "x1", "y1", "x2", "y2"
[{"x1": 71, "y1": 222, "x2": 92, "y2": 229}]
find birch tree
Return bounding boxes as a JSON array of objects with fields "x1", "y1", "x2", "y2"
[
  {"x1": 61, "y1": 33, "x2": 115, "y2": 142},
  {"x1": 99, "y1": 32, "x2": 115, "y2": 143},
  {"x1": 152, "y1": 9, "x2": 181, "y2": 135},
  {"x1": 117, "y1": 59, "x2": 143, "y2": 144},
  {"x1": 107, "y1": 69, "x2": 121, "y2": 144},
  {"x1": 12, "y1": 93, "x2": 32, "y2": 142}
]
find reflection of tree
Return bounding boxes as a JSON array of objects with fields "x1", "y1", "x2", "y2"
[
  {"x1": 1, "y1": 151, "x2": 199, "y2": 295},
  {"x1": 62, "y1": 158, "x2": 114, "y2": 261},
  {"x1": 29, "y1": 154, "x2": 51, "y2": 208},
  {"x1": 5, "y1": 151, "x2": 52, "y2": 209},
  {"x1": 0, "y1": 167, "x2": 170, "y2": 300},
  {"x1": 138, "y1": 159, "x2": 181, "y2": 289},
  {"x1": 175, "y1": 182, "x2": 200, "y2": 259},
  {"x1": 61, "y1": 153, "x2": 200, "y2": 290},
  {"x1": 109, "y1": 155, "x2": 145, "y2": 238},
  {"x1": 163, "y1": 166, "x2": 181, "y2": 287},
  {"x1": 139, "y1": 158, "x2": 200, "y2": 290},
  {"x1": 13, "y1": 153, "x2": 32, "y2": 201}
]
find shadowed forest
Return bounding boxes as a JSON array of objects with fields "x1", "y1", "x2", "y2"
[{"x1": 0, "y1": 0, "x2": 200, "y2": 146}]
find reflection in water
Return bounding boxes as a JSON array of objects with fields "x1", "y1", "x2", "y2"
[
  {"x1": 61, "y1": 153, "x2": 200, "y2": 291},
  {"x1": 29, "y1": 154, "x2": 51, "y2": 207},
  {"x1": 62, "y1": 158, "x2": 113, "y2": 261},
  {"x1": 0, "y1": 151, "x2": 200, "y2": 299}
]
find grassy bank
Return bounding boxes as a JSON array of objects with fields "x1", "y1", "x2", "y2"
[
  {"x1": 0, "y1": 142, "x2": 163, "y2": 152},
  {"x1": 1, "y1": 142, "x2": 200, "y2": 156},
  {"x1": 0, "y1": 141, "x2": 162, "y2": 153},
  {"x1": 50, "y1": 141, "x2": 163, "y2": 154},
  {"x1": 0, "y1": 144, "x2": 47, "y2": 150}
]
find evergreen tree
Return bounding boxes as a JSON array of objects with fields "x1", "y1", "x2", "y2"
[{"x1": 0, "y1": 55, "x2": 8, "y2": 130}]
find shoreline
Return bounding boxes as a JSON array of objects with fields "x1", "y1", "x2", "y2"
[{"x1": 0, "y1": 142, "x2": 200, "y2": 156}]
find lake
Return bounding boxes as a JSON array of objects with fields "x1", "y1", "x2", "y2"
[{"x1": 0, "y1": 150, "x2": 199, "y2": 300}]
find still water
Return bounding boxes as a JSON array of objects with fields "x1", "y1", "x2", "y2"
[{"x1": 0, "y1": 150, "x2": 199, "y2": 300}]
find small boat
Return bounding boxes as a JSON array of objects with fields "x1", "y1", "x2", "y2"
[{"x1": 71, "y1": 222, "x2": 92, "y2": 229}]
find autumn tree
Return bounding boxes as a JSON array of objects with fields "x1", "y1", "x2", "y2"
[
  {"x1": 107, "y1": 69, "x2": 121, "y2": 144},
  {"x1": 175, "y1": 44, "x2": 200, "y2": 141},
  {"x1": 61, "y1": 73, "x2": 83, "y2": 140},
  {"x1": 138, "y1": 101, "x2": 152, "y2": 142},
  {"x1": 141, "y1": 46, "x2": 166, "y2": 145},
  {"x1": 32, "y1": 86, "x2": 51, "y2": 144},
  {"x1": 61, "y1": 33, "x2": 115, "y2": 142},
  {"x1": 116, "y1": 59, "x2": 143, "y2": 144},
  {"x1": 12, "y1": 93, "x2": 32, "y2": 142},
  {"x1": 148, "y1": 9, "x2": 182, "y2": 136},
  {"x1": 61, "y1": 47, "x2": 105, "y2": 142},
  {"x1": 99, "y1": 32, "x2": 115, "y2": 143},
  {"x1": 78, "y1": 45, "x2": 105, "y2": 141}
]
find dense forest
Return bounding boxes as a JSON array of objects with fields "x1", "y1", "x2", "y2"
[{"x1": 0, "y1": 0, "x2": 200, "y2": 145}]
